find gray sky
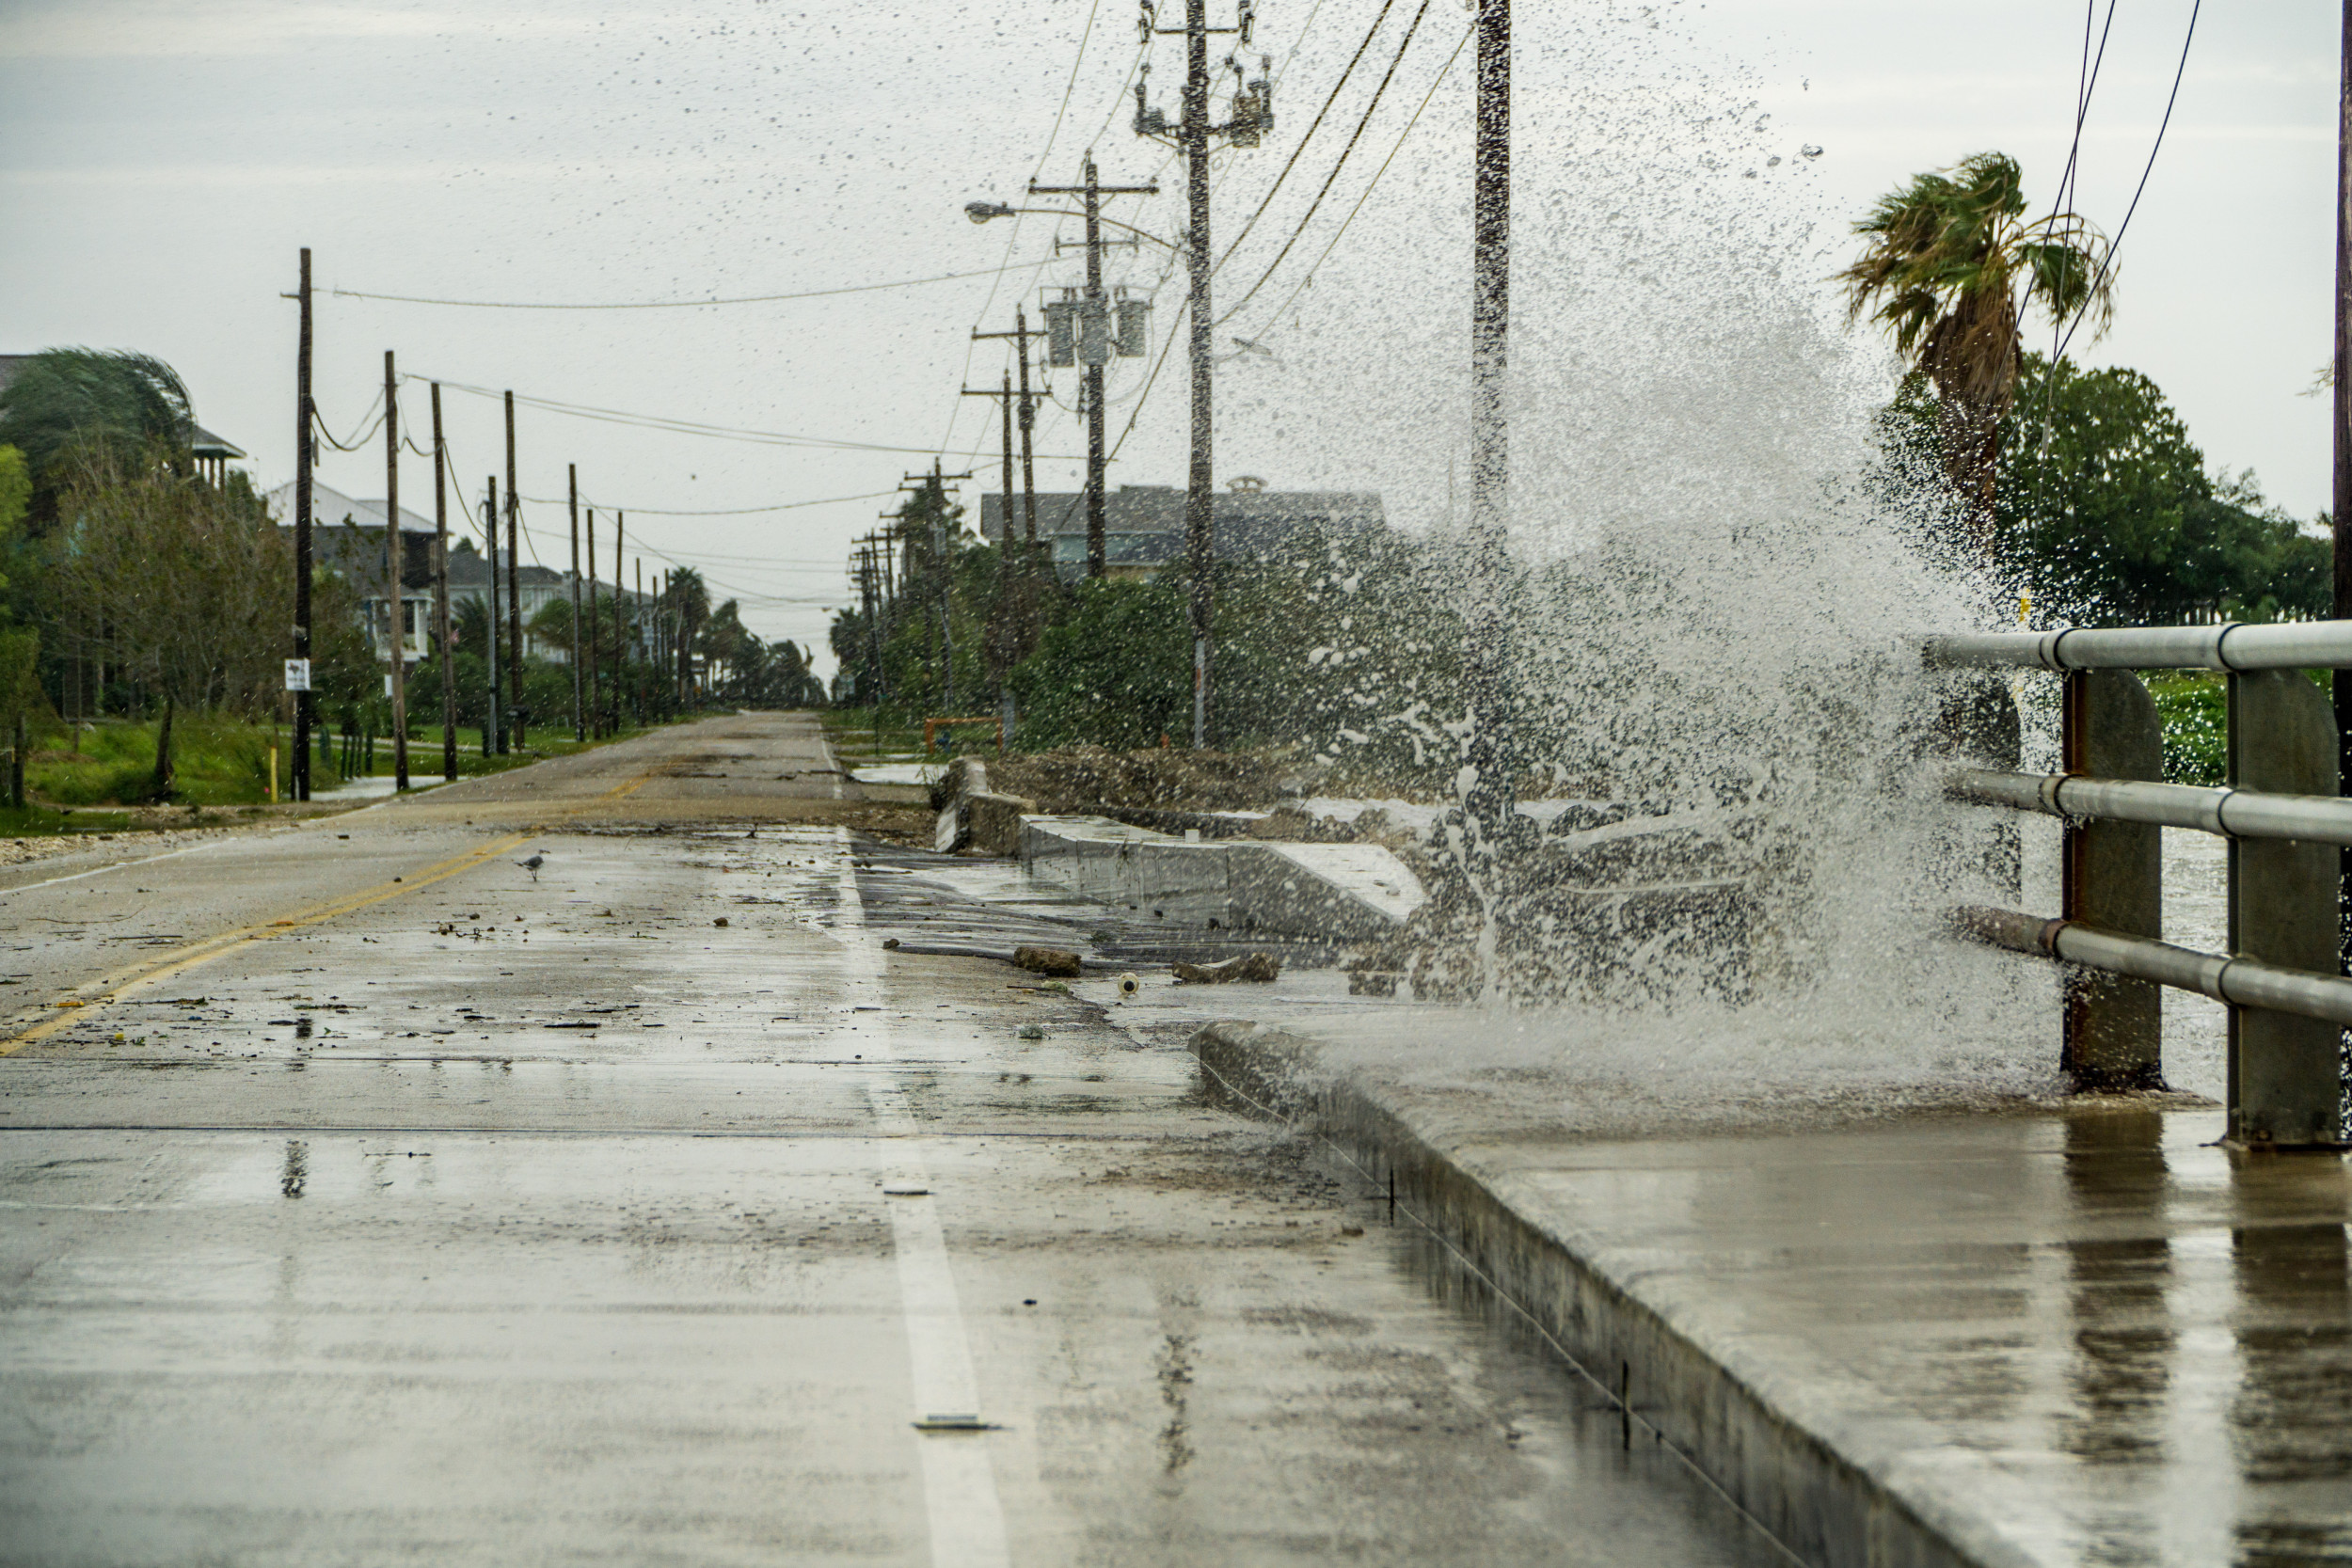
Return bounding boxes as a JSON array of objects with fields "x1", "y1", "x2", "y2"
[{"x1": 0, "y1": 0, "x2": 2335, "y2": 672}]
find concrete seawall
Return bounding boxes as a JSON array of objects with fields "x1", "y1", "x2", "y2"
[{"x1": 1189, "y1": 1019, "x2": 2352, "y2": 1568}]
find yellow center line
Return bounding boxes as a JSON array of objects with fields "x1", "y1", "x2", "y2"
[{"x1": 0, "y1": 756, "x2": 674, "y2": 1058}]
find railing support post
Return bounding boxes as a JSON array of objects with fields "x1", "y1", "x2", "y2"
[
  {"x1": 2061, "y1": 670, "x2": 2166, "y2": 1089},
  {"x1": 2227, "y1": 669, "x2": 2344, "y2": 1148}
]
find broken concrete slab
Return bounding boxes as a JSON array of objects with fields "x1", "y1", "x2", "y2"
[{"x1": 1016, "y1": 814, "x2": 1425, "y2": 941}]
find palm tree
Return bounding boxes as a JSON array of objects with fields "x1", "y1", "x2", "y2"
[{"x1": 1837, "y1": 152, "x2": 2115, "y2": 548}]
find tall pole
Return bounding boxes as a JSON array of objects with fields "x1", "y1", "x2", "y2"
[
  {"x1": 503, "y1": 391, "x2": 524, "y2": 750},
  {"x1": 433, "y1": 383, "x2": 455, "y2": 783},
  {"x1": 485, "y1": 477, "x2": 502, "y2": 754},
  {"x1": 586, "y1": 510, "x2": 602, "y2": 736},
  {"x1": 611, "y1": 512, "x2": 625, "y2": 732},
  {"x1": 1017, "y1": 308, "x2": 1041, "y2": 549},
  {"x1": 292, "y1": 248, "x2": 314, "y2": 801},
  {"x1": 2335, "y1": 0, "x2": 2352, "y2": 974},
  {"x1": 635, "y1": 558, "x2": 644, "y2": 725},
  {"x1": 999, "y1": 371, "x2": 1016, "y2": 677},
  {"x1": 383, "y1": 351, "x2": 408, "y2": 792},
  {"x1": 569, "y1": 466, "x2": 584, "y2": 741},
  {"x1": 1030, "y1": 162, "x2": 1156, "y2": 579},
  {"x1": 1183, "y1": 0, "x2": 1215, "y2": 749},
  {"x1": 1085, "y1": 158, "x2": 1107, "y2": 578},
  {"x1": 1461, "y1": 0, "x2": 1516, "y2": 851}
]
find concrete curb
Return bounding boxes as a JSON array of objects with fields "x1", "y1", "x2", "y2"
[{"x1": 1189, "y1": 1020, "x2": 2038, "y2": 1568}]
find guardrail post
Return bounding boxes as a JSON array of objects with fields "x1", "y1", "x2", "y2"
[
  {"x1": 2061, "y1": 670, "x2": 2165, "y2": 1089},
  {"x1": 2227, "y1": 670, "x2": 2344, "y2": 1148}
]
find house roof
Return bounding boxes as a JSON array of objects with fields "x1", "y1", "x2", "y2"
[
  {"x1": 977, "y1": 484, "x2": 1384, "y2": 550},
  {"x1": 265, "y1": 480, "x2": 437, "y2": 534}
]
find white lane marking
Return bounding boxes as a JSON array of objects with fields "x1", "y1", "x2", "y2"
[
  {"x1": 834, "y1": 827, "x2": 1009, "y2": 1568},
  {"x1": 0, "y1": 837, "x2": 231, "y2": 898}
]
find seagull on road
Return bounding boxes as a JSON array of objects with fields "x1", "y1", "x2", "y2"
[{"x1": 516, "y1": 852, "x2": 545, "y2": 882}]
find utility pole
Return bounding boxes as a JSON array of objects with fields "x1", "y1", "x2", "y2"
[
  {"x1": 503, "y1": 391, "x2": 524, "y2": 751},
  {"x1": 898, "y1": 465, "x2": 971, "y2": 713},
  {"x1": 2335, "y1": 0, "x2": 2352, "y2": 972},
  {"x1": 292, "y1": 248, "x2": 314, "y2": 801},
  {"x1": 485, "y1": 476, "x2": 502, "y2": 754},
  {"x1": 612, "y1": 513, "x2": 626, "y2": 734},
  {"x1": 971, "y1": 309, "x2": 1050, "y2": 555},
  {"x1": 635, "y1": 558, "x2": 644, "y2": 726},
  {"x1": 1031, "y1": 158, "x2": 1158, "y2": 578},
  {"x1": 958, "y1": 375, "x2": 1021, "y2": 679},
  {"x1": 1141, "y1": 0, "x2": 1269, "y2": 746},
  {"x1": 569, "y1": 467, "x2": 584, "y2": 742},
  {"x1": 432, "y1": 382, "x2": 456, "y2": 784},
  {"x1": 1461, "y1": 0, "x2": 1516, "y2": 854},
  {"x1": 586, "y1": 510, "x2": 602, "y2": 736},
  {"x1": 383, "y1": 351, "x2": 408, "y2": 792}
]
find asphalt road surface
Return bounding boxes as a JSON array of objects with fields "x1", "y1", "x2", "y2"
[{"x1": 0, "y1": 713, "x2": 1785, "y2": 1565}]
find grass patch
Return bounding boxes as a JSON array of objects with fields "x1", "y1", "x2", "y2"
[{"x1": 30, "y1": 717, "x2": 332, "y2": 807}]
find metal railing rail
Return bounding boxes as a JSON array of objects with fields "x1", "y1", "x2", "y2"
[
  {"x1": 1925, "y1": 620, "x2": 2352, "y2": 673},
  {"x1": 1933, "y1": 616, "x2": 2349, "y2": 1148},
  {"x1": 1947, "y1": 768, "x2": 2352, "y2": 846},
  {"x1": 1956, "y1": 906, "x2": 2352, "y2": 1030}
]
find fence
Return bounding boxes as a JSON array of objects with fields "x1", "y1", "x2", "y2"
[{"x1": 1929, "y1": 621, "x2": 2348, "y2": 1151}]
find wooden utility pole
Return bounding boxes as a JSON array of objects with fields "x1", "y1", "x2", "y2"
[
  {"x1": 1031, "y1": 160, "x2": 1158, "y2": 578},
  {"x1": 432, "y1": 383, "x2": 455, "y2": 783},
  {"x1": 293, "y1": 248, "x2": 314, "y2": 800},
  {"x1": 568, "y1": 466, "x2": 585, "y2": 742},
  {"x1": 2336, "y1": 0, "x2": 2352, "y2": 966},
  {"x1": 635, "y1": 559, "x2": 644, "y2": 725},
  {"x1": 485, "y1": 477, "x2": 502, "y2": 754},
  {"x1": 612, "y1": 512, "x2": 626, "y2": 733},
  {"x1": 503, "y1": 391, "x2": 524, "y2": 750},
  {"x1": 587, "y1": 511, "x2": 603, "y2": 735},
  {"x1": 383, "y1": 351, "x2": 408, "y2": 791},
  {"x1": 1461, "y1": 0, "x2": 1516, "y2": 849}
]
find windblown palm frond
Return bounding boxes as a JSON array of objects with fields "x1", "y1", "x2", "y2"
[
  {"x1": 0, "y1": 348, "x2": 196, "y2": 483},
  {"x1": 1838, "y1": 152, "x2": 2116, "y2": 544}
]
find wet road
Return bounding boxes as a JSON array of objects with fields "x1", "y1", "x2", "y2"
[{"x1": 0, "y1": 713, "x2": 1785, "y2": 1565}]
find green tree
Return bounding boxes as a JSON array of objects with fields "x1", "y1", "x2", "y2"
[
  {"x1": 1007, "y1": 578, "x2": 1192, "y2": 750},
  {"x1": 1838, "y1": 153, "x2": 2116, "y2": 546},
  {"x1": 1989, "y1": 356, "x2": 2326, "y2": 625},
  {"x1": 0, "y1": 349, "x2": 196, "y2": 527}
]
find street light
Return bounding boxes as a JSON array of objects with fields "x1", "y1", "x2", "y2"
[{"x1": 962, "y1": 200, "x2": 1179, "y2": 252}]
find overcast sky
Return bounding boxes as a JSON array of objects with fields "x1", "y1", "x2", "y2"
[{"x1": 0, "y1": 0, "x2": 2335, "y2": 672}]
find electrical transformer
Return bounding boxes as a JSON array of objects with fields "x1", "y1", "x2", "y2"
[
  {"x1": 1041, "y1": 295, "x2": 1077, "y2": 368},
  {"x1": 1113, "y1": 293, "x2": 1151, "y2": 357}
]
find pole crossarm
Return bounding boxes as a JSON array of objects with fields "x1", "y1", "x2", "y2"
[
  {"x1": 1949, "y1": 767, "x2": 2352, "y2": 844},
  {"x1": 1925, "y1": 620, "x2": 2352, "y2": 673},
  {"x1": 1955, "y1": 904, "x2": 2352, "y2": 1038}
]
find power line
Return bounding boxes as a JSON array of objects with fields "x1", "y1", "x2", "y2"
[
  {"x1": 1243, "y1": 18, "x2": 1472, "y2": 338},
  {"x1": 517, "y1": 489, "x2": 898, "y2": 516},
  {"x1": 1212, "y1": 0, "x2": 1399, "y2": 277},
  {"x1": 329, "y1": 266, "x2": 1019, "y2": 311},
  {"x1": 1217, "y1": 0, "x2": 1436, "y2": 325},
  {"x1": 424, "y1": 377, "x2": 1086, "y2": 459},
  {"x1": 2054, "y1": 0, "x2": 2201, "y2": 363}
]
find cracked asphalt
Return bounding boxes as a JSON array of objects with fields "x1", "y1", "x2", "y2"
[{"x1": 0, "y1": 712, "x2": 1783, "y2": 1565}]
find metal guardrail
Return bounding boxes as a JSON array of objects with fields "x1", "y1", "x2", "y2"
[
  {"x1": 1935, "y1": 619, "x2": 2348, "y2": 1149},
  {"x1": 1955, "y1": 906, "x2": 2352, "y2": 1029},
  {"x1": 1924, "y1": 620, "x2": 2352, "y2": 673},
  {"x1": 1947, "y1": 768, "x2": 2352, "y2": 845}
]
